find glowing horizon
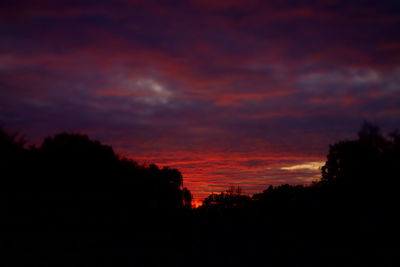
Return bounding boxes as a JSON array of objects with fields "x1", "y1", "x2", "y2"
[{"x1": 1, "y1": 0, "x2": 399, "y2": 203}]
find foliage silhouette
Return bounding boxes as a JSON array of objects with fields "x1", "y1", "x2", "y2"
[
  {"x1": 1, "y1": 122, "x2": 400, "y2": 266},
  {"x1": 201, "y1": 186, "x2": 250, "y2": 210},
  {"x1": 193, "y1": 121, "x2": 400, "y2": 267},
  {"x1": 1, "y1": 129, "x2": 192, "y2": 266}
]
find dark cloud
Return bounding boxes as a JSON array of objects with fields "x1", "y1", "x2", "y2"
[{"x1": 1, "y1": 0, "x2": 399, "y2": 201}]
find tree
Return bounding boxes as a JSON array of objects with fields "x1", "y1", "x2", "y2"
[
  {"x1": 201, "y1": 186, "x2": 250, "y2": 209},
  {"x1": 320, "y1": 121, "x2": 386, "y2": 187}
]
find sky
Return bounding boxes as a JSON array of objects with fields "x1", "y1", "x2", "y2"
[{"x1": 1, "y1": 0, "x2": 400, "y2": 204}]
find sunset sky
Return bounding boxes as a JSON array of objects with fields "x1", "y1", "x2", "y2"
[{"x1": 1, "y1": 0, "x2": 400, "y2": 203}]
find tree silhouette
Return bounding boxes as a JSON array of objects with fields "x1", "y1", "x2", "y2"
[
  {"x1": 0, "y1": 129, "x2": 193, "y2": 266},
  {"x1": 321, "y1": 121, "x2": 398, "y2": 190},
  {"x1": 193, "y1": 122, "x2": 400, "y2": 267},
  {"x1": 2, "y1": 122, "x2": 400, "y2": 267},
  {"x1": 202, "y1": 186, "x2": 250, "y2": 210}
]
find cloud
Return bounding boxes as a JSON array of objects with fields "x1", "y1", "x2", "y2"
[
  {"x1": 134, "y1": 78, "x2": 173, "y2": 104},
  {"x1": 280, "y1": 161, "x2": 324, "y2": 171},
  {"x1": 1, "y1": 0, "x2": 400, "y2": 201}
]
